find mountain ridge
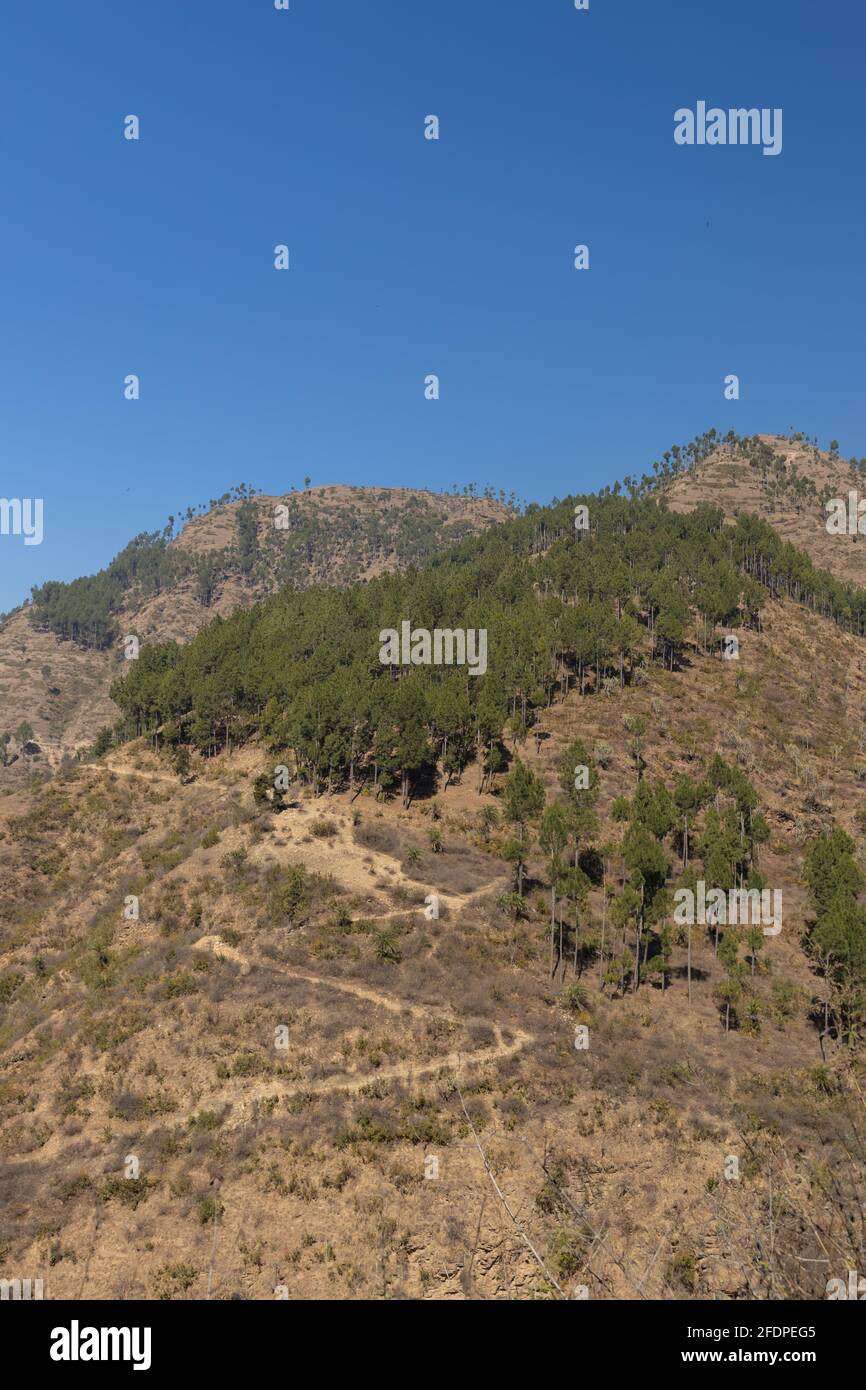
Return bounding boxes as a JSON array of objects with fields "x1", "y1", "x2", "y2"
[{"x1": 0, "y1": 486, "x2": 509, "y2": 772}]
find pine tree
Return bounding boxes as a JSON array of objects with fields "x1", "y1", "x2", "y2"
[
  {"x1": 502, "y1": 760, "x2": 545, "y2": 896},
  {"x1": 540, "y1": 802, "x2": 570, "y2": 975}
]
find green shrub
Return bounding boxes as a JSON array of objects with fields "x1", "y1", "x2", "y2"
[{"x1": 375, "y1": 933, "x2": 402, "y2": 963}]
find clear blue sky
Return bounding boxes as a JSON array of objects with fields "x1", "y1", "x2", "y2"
[{"x1": 2, "y1": 0, "x2": 865, "y2": 612}]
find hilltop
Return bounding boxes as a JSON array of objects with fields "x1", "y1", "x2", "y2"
[
  {"x1": 0, "y1": 486, "x2": 509, "y2": 772},
  {"x1": 6, "y1": 430, "x2": 864, "y2": 777},
  {"x1": 663, "y1": 433, "x2": 866, "y2": 588}
]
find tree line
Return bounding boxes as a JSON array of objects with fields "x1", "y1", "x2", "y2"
[{"x1": 108, "y1": 491, "x2": 866, "y2": 804}]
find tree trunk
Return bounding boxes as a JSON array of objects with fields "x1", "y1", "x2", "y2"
[
  {"x1": 687, "y1": 927, "x2": 692, "y2": 1007},
  {"x1": 598, "y1": 875, "x2": 606, "y2": 987},
  {"x1": 558, "y1": 909, "x2": 563, "y2": 982}
]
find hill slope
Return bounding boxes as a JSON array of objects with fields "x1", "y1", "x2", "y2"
[
  {"x1": 664, "y1": 432, "x2": 866, "y2": 586},
  {"x1": 1, "y1": 437, "x2": 864, "y2": 1300},
  {"x1": 0, "y1": 487, "x2": 508, "y2": 772},
  {"x1": 0, "y1": 592, "x2": 862, "y2": 1300}
]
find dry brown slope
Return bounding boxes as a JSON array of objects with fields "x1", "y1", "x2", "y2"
[
  {"x1": 0, "y1": 593, "x2": 863, "y2": 1300},
  {"x1": 666, "y1": 434, "x2": 866, "y2": 587}
]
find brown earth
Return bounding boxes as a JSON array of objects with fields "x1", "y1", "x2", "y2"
[
  {"x1": 0, "y1": 589, "x2": 862, "y2": 1300},
  {"x1": 0, "y1": 447, "x2": 863, "y2": 1301}
]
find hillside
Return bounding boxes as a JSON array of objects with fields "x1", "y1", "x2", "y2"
[
  {"x1": 0, "y1": 598, "x2": 862, "y2": 1300},
  {"x1": 0, "y1": 487, "x2": 508, "y2": 773},
  {"x1": 5, "y1": 431, "x2": 863, "y2": 776},
  {"x1": 1, "y1": 446, "x2": 864, "y2": 1301},
  {"x1": 662, "y1": 432, "x2": 866, "y2": 587}
]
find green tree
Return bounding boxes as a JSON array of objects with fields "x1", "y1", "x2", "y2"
[
  {"x1": 623, "y1": 715, "x2": 647, "y2": 782},
  {"x1": 622, "y1": 822, "x2": 669, "y2": 991},
  {"x1": 502, "y1": 760, "x2": 545, "y2": 896},
  {"x1": 173, "y1": 746, "x2": 191, "y2": 782},
  {"x1": 558, "y1": 739, "x2": 599, "y2": 864},
  {"x1": 540, "y1": 801, "x2": 570, "y2": 974},
  {"x1": 673, "y1": 775, "x2": 700, "y2": 869},
  {"x1": 717, "y1": 929, "x2": 746, "y2": 1034}
]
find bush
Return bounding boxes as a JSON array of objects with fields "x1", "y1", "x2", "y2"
[
  {"x1": 189, "y1": 1109, "x2": 224, "y2": 1130},
  {"x1": 560, "y1": 983, "x2": 590, "y2": 1014},
  {"x1": 152, "y1": 1263, "x2": 198, "y2": 1300},
  {"x1": 310, "y1": 818, "x2": 338, "y2": 838},
  {"x1": 275, "y1": 865, "x2": 310, "y2": 923},
  {"x1": 374, "y1": 933, "x2": 402, "y2": 963},
  {"x1": 160, "y1": 972, "x2": 198, "y2": 1000},
  {"x1": 666, "y1": 1250, "x2": 699, "y2": 1293},
  {"x1": 220, "y1": 847, "x2": 248, "y2": 876},
  {"x1": 548, "y1": 1229, "x2": 586, "y2": 1281},
  {"x1": 101, "y1": 1175, "x2": 150, "y2": 1209},
  {"x1": 197, "y1": 1196, "x2": 224, "y2": 1226}
]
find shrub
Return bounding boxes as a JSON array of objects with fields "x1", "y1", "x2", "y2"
[
  {"x1": 560, "y1": 983, "x2": 590, "y2": 1014},
  {"x1": 197, "y1": 1195, "x2": 224, "y2": 1226},
  {"x1": 189, "y1": 1109, "x2": 224, "y2": 1130},
  {"x1": 548, "y1": 1229, "x2": 585, "y2": 1282},
  {"x1": 221, "y1": 847, "x2": 248, "y2": 876},
  {"x1": 152, "y1": 1263, "x2": 198, "y2": 1300},
  {"x1": 666, "y1": 1250, "x2": 698, "y2": 1293},
  {"x1": 101, "y1": 1175, "x2": 150, "y2": 1209},
  {"x1": 375, "y1": 933, "x2": 402, "y2": 964},
  {"x1": 310, "y1": 818, "x2": 338, "y2": 838},
  {"x1": 275, "y1": 865, "x2": 310, "y2": 923}
]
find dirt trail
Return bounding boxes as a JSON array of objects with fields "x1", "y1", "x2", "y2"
[
  {"x1": 75, "y1": 760, "x2": 526, "y2": 1116},
  {"x1": 84, "y1": 763, "x2": 183, "y2": 788},
  {"x1": 229, "y1": 1030, "x2": 528, "y2": 1118},
  {"x1": 87, "y1": 759, "x2": 507, "y2": 911},
  {"x1": 191, "y1": 937, "x2": 532, "y2": 1122}
]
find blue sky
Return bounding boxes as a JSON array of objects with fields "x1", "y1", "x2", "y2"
[{"x1": 2, "y1": 0, "x2": 865, "y2": 612}]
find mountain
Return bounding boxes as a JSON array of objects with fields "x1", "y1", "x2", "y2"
[
  {"x1": 0, "y1": 486, "x2": 509, "y2": 774},
  {"x1": 1, "y1": 434, "x2": 863, "y2": 1301}
]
